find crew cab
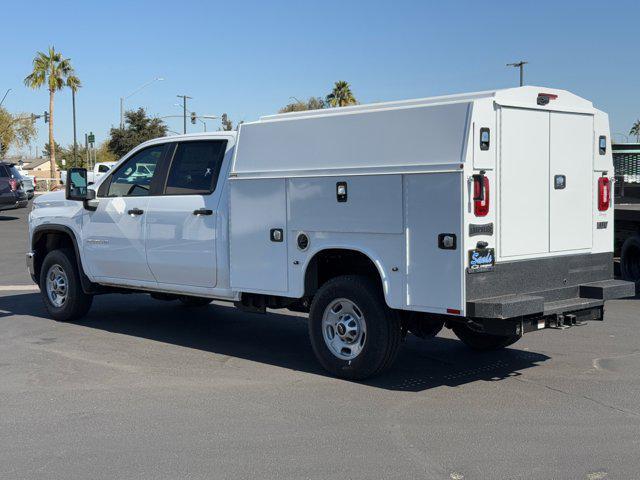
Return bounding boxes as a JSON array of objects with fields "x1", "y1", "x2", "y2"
[{"x1": 27, "y1": 86, "x2": 635, "y2": 379}]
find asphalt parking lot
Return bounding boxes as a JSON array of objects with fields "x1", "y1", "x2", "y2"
[{"x1": 1, "y1": 204, "x2": 639, "y2": 480}]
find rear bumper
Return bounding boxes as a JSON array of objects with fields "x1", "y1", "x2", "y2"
[
  {"x1": 0, "y1": 198, "x2": 28, "y2": 211},
  {"x1": 466, "y1": 253, "x2": 635, "y2": 320}
]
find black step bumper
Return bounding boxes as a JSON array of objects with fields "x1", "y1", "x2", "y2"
[
  {"x1": 467, "y1": 279, "x2": 634, "y2": 319},
  {"x1": 466, "y1": 253, "x2": 636, "y2": 321}
]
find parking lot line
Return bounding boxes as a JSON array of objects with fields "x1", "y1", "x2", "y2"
[{"x1": 0, "y1": 285, "x2": 39, "y2": 292}]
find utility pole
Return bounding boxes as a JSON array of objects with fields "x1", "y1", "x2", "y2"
[
  {"x1": 176, "y1": 94, "x2": 192, "y2": 134},
  {"x1": 506, "y1": 60, "x2": 528, "y2": 86}
]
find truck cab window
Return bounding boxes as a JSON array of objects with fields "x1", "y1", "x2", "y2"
[
  {"x1": 105, "y1": 144, "x2": 165, "y2": 197},
  {"x1": 164, "y1": 140, "x2": 227, "y2": 195}
]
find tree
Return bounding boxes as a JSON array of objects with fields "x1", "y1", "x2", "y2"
[
  {"x1": 326, "y1": 81, "x2": 357, "y2": 107},
  {"x1": 630, "y1": 120, "x2": 640, "y2": 142},
  {"x1": 24, "y1": 46, "x2": 81, "y2": 179},
  {"x1": 107, "y1": 108, "x2": 167, "y2": 158},
  {"x1": 96, "y1": 142, "x2": 117, "y2": 164},
  {"x1": 278, "y1": 97, "x2": 325, "y2": 113},
  {"x1": 0, "y1": 108, "x2": 37, "y2": 158}
]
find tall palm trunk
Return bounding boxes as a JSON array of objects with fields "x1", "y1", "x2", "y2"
[{"x1": 48, "y1": 89, "x2": 56, "y2": 180}]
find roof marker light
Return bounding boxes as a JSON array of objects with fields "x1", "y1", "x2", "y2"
[{"x1": 537, "y1": 93, "x2": 558, "y2": 106}]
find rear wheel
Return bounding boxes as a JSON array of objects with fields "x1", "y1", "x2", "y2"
[
  {"x1": 308, "y1": 275, "x2": 401, "y2": 380},
  {"x1": 39, "y1": 248, "x2": 93, "y2": 322},
  {"x1": 451, "y1": 323, "x2": 520, "y2": 351},
  {"x1": 179, "y1": 296, "x2": 213, "y2": 307},
  {"x1": 621, "y1": 235, "x2": 640, "y2": 284}
]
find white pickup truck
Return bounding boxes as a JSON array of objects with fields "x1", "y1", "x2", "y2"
[
  {"x1": 27, "y1": 86, "x2": 635, "y2": 379},
  {"x1": 60, "y1": 161, "x2": 116, "y2": 186}
]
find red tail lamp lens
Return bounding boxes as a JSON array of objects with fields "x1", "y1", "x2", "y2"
[
  {"x1": 598, "y1": 177, "x2": 610, "y2": 211},
  {"x1": 473, "y1": 175, "x2": 490, "y2": 217}
]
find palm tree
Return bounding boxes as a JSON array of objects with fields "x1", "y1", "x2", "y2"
[
  {"x1": 24, "y1": 47, "x2": 81, "y2": 180},
  {"x1": 326, "y1": 81, "x2": 357, "y2": 107},
  {"x1": 630, "y1": 120, "x2": 640, "y2": 143}
]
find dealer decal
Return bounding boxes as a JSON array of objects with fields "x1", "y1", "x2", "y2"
[{"x1": 467, "y1": 248, "x2": 495, "y2": 273}]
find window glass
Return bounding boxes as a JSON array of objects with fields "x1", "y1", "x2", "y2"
[
  {"x1": 106, "y1": 145, "x2": 164, "y2": 197},
  {"x1": 98, "y1": 164, "x2": 111, "y2": 173},
  {"x1": 8, "y1": 165, "x2": 21, "y2": 178},
  {"x1": 164, "y1": 140, "x2": 227, "y2": 195},
  {"x1": 0, "y1": 165, "x2": 8, "y2": 177}
]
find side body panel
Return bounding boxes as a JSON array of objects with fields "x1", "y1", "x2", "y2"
[
  {"x1": 405, "y1": 173, "x2": 464, "y2": 313},
  {"x1": 229, "y1": 178, "x2": 288, "y2": 293}
]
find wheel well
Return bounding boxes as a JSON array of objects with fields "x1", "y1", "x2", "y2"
[
  {"x1": 304, "y1": 249, "x2": 383, "y2": 297},
  {"x1": 32, "y1": 230, "x2": 77, "y2": 280}
]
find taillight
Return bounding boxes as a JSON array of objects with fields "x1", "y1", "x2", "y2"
[
  {"x1": 8, "y1": 179, "x2": 18, "y2": 192},
  {"x1": 598, "y1": 176, "x2": 610, "y2": 211},
  {"x1": 473, "y1": 173, "x2": 490, "y2": 217}
]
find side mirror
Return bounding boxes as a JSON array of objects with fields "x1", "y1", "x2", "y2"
[{"x1": 66, "y1": 168, "x2": 88, "y2": 201}]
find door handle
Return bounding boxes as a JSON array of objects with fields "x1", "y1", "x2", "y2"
[
  {"x1": 193, "y1": 208, "x2": 213, "y2": 216},
  {"x1": 127, "y1": 208, "x2": 144, "y2": 216}
]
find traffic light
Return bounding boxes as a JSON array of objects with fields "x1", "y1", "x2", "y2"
[
  {"x1": 43, "y1": 111, "x2": 49, "y2": 123},
  {"x1": 190, "y1": 112, "x2": 197, "y2": 124}
]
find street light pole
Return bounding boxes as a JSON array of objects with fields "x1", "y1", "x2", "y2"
[
  {"x1": 506, "y1": 61, "x2": 528, "y2": 86},
  {"x1": 120, "y1": 77, "x2": 164, "y2": 128},
  {"x1": 0, "y1": 88, "x2": 11, "y2": 107},
  {"x1": 72, "y1": 89, "x2": 78, "y2": 167},
  {"x1": 176, "y1": 94, "x2": 192, "y2": 134}
]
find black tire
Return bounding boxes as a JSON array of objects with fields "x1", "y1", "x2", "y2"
[
  {"x1": 451, "y1": 323, "x2": 520, "y2": 351},
  {"x1": 179, "y1": 296, "x2": 213, "y2": 307},
  {"x1": 308, "y1": 275, "x2": 401, "y2": 380},
  {"x1": 621, "y1": 235, "x2": 640, "y2": 283},
  {"x1": 39, "y1": 248, "x2": 93, "y2": 322}
]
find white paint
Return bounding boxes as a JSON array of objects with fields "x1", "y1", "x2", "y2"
[
  {"x1": 499, "y1": 107, "x2": 550, "y2": 257},
  {"x1": 27, "y1": 86, "x2": 616, "y2": 319}
]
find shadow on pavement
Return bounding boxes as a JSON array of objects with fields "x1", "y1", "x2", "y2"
[
  {"x1": 0, "y1": 215, "x2": 20, "y2": 221},
  {"x1": 0, "y1": 292, "x2": 550, "y2": 392}
]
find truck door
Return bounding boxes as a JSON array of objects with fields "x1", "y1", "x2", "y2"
[
  {"x1": 82, "y1": 144, "x2": 167, "y2": 283},
  {"x1": 499, "y1": 108, "x2": 550, "y2": 258},
  {"x1": 549, "y1": 112, "x2": 593, "y2": 252},
  {"x1": 499, "y1": 108, "x2": 593, "y2": 258},
  {"x1": 145, "y1": 139, "x2": 230, "y2": 289}
]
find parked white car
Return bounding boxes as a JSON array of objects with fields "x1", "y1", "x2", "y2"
[
  {"x1": 60, "y1": 161, "x2": 116, "y2": 186},
  {"x1": 14, "y1": 164, "x2": 35, "y2": 198},
  {"x1": 26, "y1": 86, "x2": 635, "y2": 379}
]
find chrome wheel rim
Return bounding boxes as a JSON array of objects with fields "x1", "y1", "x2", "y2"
[
  {"x1": 46, "y1": 264, "x2": 68, "y2": 308},
  {"x1": 322, "y1": 298, "x2": 367, "y2": 360}
]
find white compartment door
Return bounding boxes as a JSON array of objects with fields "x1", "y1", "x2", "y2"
[
  {"x1": 229, "y1": 178, "x2": 288, "y2": 293},
  {"x1": 549, "y1": 112, "x2": 593, "y2": 252},
  {"x1": 405, "y1": 173, "x2": 463, "y2": 313},
  {"x1": 499, "y1": 108, "x2": 550, "y2": 258}
]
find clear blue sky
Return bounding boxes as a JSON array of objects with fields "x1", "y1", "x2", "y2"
[{"x1": 3, "y1": 0, "x2": 639, "y2": 156}]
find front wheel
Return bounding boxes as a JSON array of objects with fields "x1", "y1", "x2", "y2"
[
  {"x1": 39, "y1": 248, "x2": 93, "y2": 322},
  {"x1": 308, "y1": 275, "x2": 401, "y2": 380},
  {"x1": 451, "y1": 323, "x2": 520, "y2": 351}
]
